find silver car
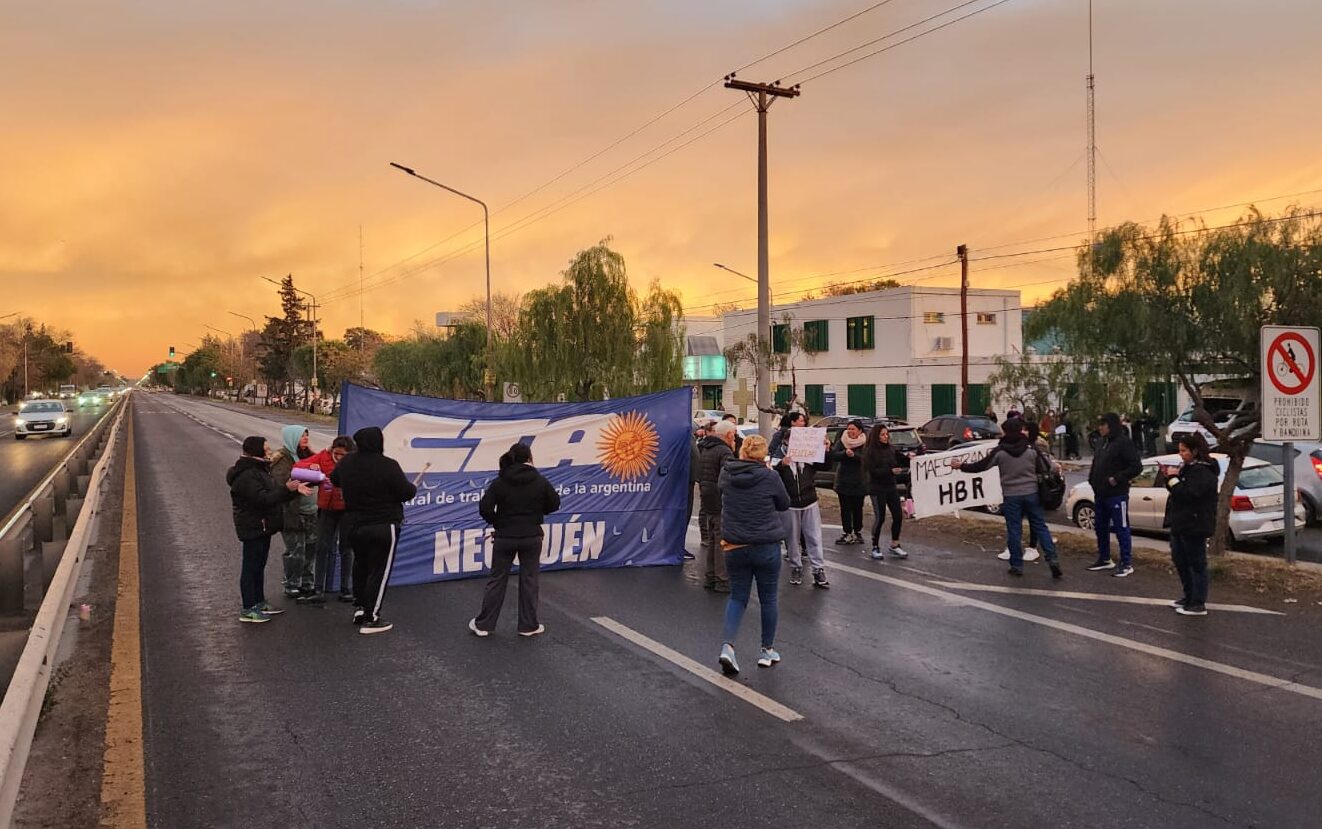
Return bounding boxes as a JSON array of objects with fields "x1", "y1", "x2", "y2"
[
  {"x1": 1248, "y1": 440, "x2": 1322, "y2": 526},
  {"x1": 14, "y1": 400, "x2": 72, "y2": 439},
  {"x1": 1065, "y1": 453, "x2": 1306, "y2": 543}
]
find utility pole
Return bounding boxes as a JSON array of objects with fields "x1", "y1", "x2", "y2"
[
  {"x1": 1085, "y1": 0, "x2": 1097, "y2": 273},
  {"x1": 957, "y1": 245, "x2": 970, "y2": 415},
  {"x1": 725, "y1": 74, "x2": 799, "y2": 437},
  {"x1": 358, "y1": 224, "x2": 365, "y2": 355}
]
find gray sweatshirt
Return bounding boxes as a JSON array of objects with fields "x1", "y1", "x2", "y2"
[{"x1": 959, "y1": 438, "x2": 1041, "y2": 498}]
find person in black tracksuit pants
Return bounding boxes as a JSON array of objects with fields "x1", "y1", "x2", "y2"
[
  {"x1": 471, "y1": 442, "x2": 561, "y2": 636},
  {"x1": 329, "y1": 426, "x2": 417, "y2": 635}
]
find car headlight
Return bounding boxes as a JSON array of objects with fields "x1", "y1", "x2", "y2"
[
  {"x1": 14, "y1": 418, "x2": 25, "y2": 427},
  {"x1": 55, "y1": 417, "x2": 67, "y2": 425}
]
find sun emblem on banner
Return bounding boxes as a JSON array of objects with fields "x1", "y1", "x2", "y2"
[{"x1": 597, "y1": 411, "x2": 660, "y2": 480}]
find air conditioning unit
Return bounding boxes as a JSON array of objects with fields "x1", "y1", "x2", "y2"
[{"x1": 934, "y1": 336, "x2": 953, "y2": 351}]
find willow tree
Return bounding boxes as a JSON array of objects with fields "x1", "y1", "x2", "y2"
[
  {"x1": 636, "y1": 279, "x2": 685, "y2": 394},
  {"x1": 1030, "y1": 206, "x2": 1322, "y2": 554}
]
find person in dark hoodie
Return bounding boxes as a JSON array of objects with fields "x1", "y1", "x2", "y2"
[
  {"x1": 777, "y1": 429, "x2": 832, "y2": 589},
  {"x1": 228, "y1": 436, "x2": 315, "y2": 624},
  {"x1": 697, "y1": 420, "x2": 737, "y2": 592},
  {"x1": 470, "y1": 442, "x2": 561, "y2": 637},
  {"x1": 717, "y1": 434, "x2": 790, "y2": 676},
  {"x1": 951, "y1": 418, "x2": 1063, "y2": 578},
  {"x1": 329, "y1": 426, "x2": 417, "y2": 635},
  {"x1": 1162, "y1": 433, "x2": 1219, "y2": 616},
  {"x1": 1087, "y1": 412, "x2": 1143, "y2": 577},
  {"x1": 830, "y1": 420, "x2": 868, "y2": 546}
]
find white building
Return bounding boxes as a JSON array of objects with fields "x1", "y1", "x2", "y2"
[{"x1": 716, "y1": 286, "x2": 1023, "y2": 425}]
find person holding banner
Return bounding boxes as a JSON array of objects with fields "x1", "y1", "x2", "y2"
[
  {"x1": 777, "y1": 430, "x2": 832, "y2": 588},
  {"x1": 330, "y1": 426, "x2": 418, "y2": 635},
  {"x1": 950, "y1": 419, "x2": 1063, "y2": 579},
  {"x1": 471, "y1": 442, "x2": 561, "y2": 637},
  {"x1": 862, "y1": 424, "x2": 911, "y2": 560},
  {"x1": 768, "y1": 411, "x2": 806, "y2": 462},
  {"x1": 717, "y1": 435, "x2": 790, "y2": 675}
]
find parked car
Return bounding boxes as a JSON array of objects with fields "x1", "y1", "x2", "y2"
[
  {"x1": 1248, "y1": 439, "x2": 1322, "y2": 526},
  {"x1": 812, "y1": 418, "x2": 925, "y2": 494},
  {"x1": 1065, "y1": 453, "x2": 1305, "y2": 544},
  {"x1": 1165, "y1": 391, "x2": 1255, "y2": 451},
  {"x1": 917, "y1": 415, "x2": 1001, "y2": 450},
  {"x1": 14, "y1": 400, "x2": 72, "y2": 439},
  {"x1": 692, "y1": 408, "x2": 729, "y2": 429}
]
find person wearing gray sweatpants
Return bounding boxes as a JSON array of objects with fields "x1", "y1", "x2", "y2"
[{"x1": 776, "y1": 448, "x2": 830, "y2": 589}]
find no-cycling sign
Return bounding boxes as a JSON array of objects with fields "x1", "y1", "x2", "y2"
[{"x1": 1260, "y1": 325, "x2": 1320, "y2": 441}]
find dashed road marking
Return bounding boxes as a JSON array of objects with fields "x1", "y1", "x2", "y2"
[{"x1": 591, "y1": 616, "x2": 804, "y2": 723}]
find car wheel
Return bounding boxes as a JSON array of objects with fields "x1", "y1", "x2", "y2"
[
  {"x1": 14, "y1": 434, "x2": 24, "y2": 441},
  {"x1": 1303, "y1": 494, "x2": 1319, "y2": 527},
  {"x1": 1073, "y1": 501, "x2": 1096, "y2": 530}
]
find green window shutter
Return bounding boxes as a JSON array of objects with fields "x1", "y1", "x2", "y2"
[
  {"x1": 774, "y1": 384, "x2": 792, "y2": 408},
  {"x1": 772, "y1": 324, "x2": 790, "y2": 354},
  {"x1": 803, "y1": 320, "x2": 828, "y2": 352},
  {"x1": 847, "y1": 384, "x2": 876, "y2": 418},
  {"x1": 805, "y1": 384, "x2": 824, "y2": 415},
  {"x1": 884, "y1": 384, "x2": 908, "y2": 421},
  {"x1": 967, "y1": 384, "x2": 989, "y2": 416},
  {"x1": 932, "y1": 384, "x2": 957, "y2": 417}
]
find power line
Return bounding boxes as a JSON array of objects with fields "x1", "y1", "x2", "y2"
[{"x1": 735, "y1": 0, "x2": 903, "y2": 76}]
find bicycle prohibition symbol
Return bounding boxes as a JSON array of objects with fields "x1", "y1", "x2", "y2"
[{"x1": 1266, "y1": 331, "x2": 1315, "y2": 396}]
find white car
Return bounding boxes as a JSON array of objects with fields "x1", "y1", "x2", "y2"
[
  {"x1": 1165, "y1": 396, "x2": 1254, "y2": 451},
  {"x1": 692, "y1": 409, "x2": 729, "y2": 429},
  {"x1": 14, "y1": 400, "x2": 72, "y2": 439},
  {"x1": 1065, "y1": 453, "x2": 1305, "y2": 543}
]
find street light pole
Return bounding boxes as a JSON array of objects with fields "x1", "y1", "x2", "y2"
[
  {"x1": 390, "y1": 162, "x2": 495, "y2": 402},
  {"x1": 228, "y1": 311, "x2": 259, "y2": 404}
]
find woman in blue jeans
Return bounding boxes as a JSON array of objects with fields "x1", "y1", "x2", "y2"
[{"x1": 716, "y1": 434, "x2": 790, "y2": 675}]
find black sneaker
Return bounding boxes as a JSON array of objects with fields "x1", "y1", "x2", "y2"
[
  {"x1": 1008, "y1": 566, "x2": 1024, "y2": 577},
  {"x1": 1087, "y1": 560, "x2": 1116, "y2": 571},
  {"x1": 682, "y1": 551, "x2": 696, "y2": 561},
  {"x1": 1113, "y1": 565, "x2": 1135, "y2": 578},
  {"x1": 834, "y1": 534, "x2": 851, "y2": 545},
  {"x1": 789, "y1": 566, "x2": 803, "y2": 586},
  {"x1": 1170, "y1": 598, "x2": 1188, "y2": 608},
  {"x1": 296, "y1": 591, "x2": 327, "y2": 605},
  {"x1": 352, "y1": 608, "x2": 366, "y2": 625},
  {"x1": 1175, "y1": 604, "x2": 1207, "y2": 616},
  {"x1": 812, "y1": 568, "x2": 830, "y2": 589},
  {"x1": 1049, "y1": 563, "x2": 1063, "y2": 580},
  {"x1": 337, "y1": 593, "x2": 355, "y2": 603},
  {"x1": 359, "y1": 618, "x2": 394, "y2": 635}
]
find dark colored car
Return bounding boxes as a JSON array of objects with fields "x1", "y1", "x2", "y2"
[
  {"x1": 812, "y1": 418, "x2": 925, "y2": 494},
  {"x1": 917, "y1": 415, "x2": 1002, "y2": 450}
]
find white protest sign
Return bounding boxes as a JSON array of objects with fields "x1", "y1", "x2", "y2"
[
  {"x1": 909, "y1": 443, "x2": 1003, "y2": 519},
  {"x1": 786, "y1": 426, "x2": 828, "y2": 464}
]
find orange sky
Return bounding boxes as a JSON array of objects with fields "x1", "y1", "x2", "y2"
[{"x1": 3, "y1": 0, "x2": 1321, "y2": 375}]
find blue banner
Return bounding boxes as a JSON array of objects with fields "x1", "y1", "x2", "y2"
[{"x1": 337, "y1": 384, "x2": 692, "y2": 584}]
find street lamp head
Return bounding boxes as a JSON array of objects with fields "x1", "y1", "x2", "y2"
[{"x1": 389, "y1": 162, "x2": 417, "y2": 176}]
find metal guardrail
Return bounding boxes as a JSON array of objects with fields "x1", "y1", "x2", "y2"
[{"x1": 0, "y1": 396, "x2": 128, "y2": 826}]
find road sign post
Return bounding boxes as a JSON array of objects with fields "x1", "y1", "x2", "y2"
[{"x1": 1260, "y1": 325, "x2": 1320, "y2": 564}]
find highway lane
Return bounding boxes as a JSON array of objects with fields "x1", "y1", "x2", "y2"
[
  {"x1": 130, "y1": 394, "x2": 1322, "y2": 827},
  {"x1": 0, "y1": 399, "x2": 116, "y2": 527}
]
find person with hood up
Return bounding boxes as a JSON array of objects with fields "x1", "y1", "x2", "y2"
[
  {"x1": 295, "y1": 434, "x2": 356, "y2": 602},
  {"x1": 228, "y1": 436, "x2": 315, "y2": 623},
  {"x1": 1087, "y1": 412, "x2": 1143, "y2": 577},
  {"x1": 329, "y1": 426, "x2": 417, "y2": 635},
  {"x1": 950, "y1": 418, "x2": 1063, "y2": 578},
  {"x1": 470, "y1": 442, "x2": 561, "y2": 637},
  {"x1": 271, "y1": 426, "x2": 321, "y2": 603},
  {"x1": 829, "y1": 420, "x2": 868, "y2": 546},
  {"x1": 716, "y1": 434, "x2": 790, "y2": 675},
  {"x1": 1161, "y1": 433, "x2": 1219, "y2": 616},
  {"x1": 697, "y1": 420, "x2": 737, "y2": 592}
]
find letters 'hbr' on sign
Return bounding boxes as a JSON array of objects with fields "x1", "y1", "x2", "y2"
[{"x1": 1260, "y1": 325, "x2": 1321, "y2": 441}]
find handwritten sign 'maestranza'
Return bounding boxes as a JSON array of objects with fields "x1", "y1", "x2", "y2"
[{"x1": 909, "y1": 443, "x2": 1003, "y2": 519}]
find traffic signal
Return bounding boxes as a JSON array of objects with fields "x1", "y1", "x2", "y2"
[{"x1": 169, "y1": 345, "x2": 175, "y2": 358}]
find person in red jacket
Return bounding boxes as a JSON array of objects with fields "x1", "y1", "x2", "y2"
[{"x1": 295, "y1": 435, "x2": 357, "y2": 602}]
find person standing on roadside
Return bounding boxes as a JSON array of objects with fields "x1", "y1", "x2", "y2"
[
  {"x1": 777, "y1": 431, "x2": 832, "y2": 589},
  {"x1": 295, "y1": 435, "x2": 356, "y2": 602},
  {"x1": 830, "y1": 420, "x2": 868, "y2": 546},
  {"x1": 998, "y1": 422, "x2": 1050, "y2": 563},
  {"x1": 1162, "y1": 433, "x2": 1219, "y2": 616},
  {"x1": 716, "y1": 435, "x2": 790, "y2": 676},
  {"x1": 228, "y1": 436, "x2": 315, "y2": 623},
  {"x1": 862, "y1": 423, "x2": 910, "y2": 561},
  {"x1": 469, "y1": 443, "x2": 561, "y2": 637},
  {"x1": 271, "y1": 426, "x2": 321, "y2": 604},
  {"x1": 697, "y1": 420, "x2": 737, "y2": 592},
  {"x1": 768, "y1": 411, "x2": 805, "y2": 462},
  {"x1": 330, "y1": 426, "x2": 417, "y2": 635},
  {"x1": 1087, "y1": 412, "x2": 1143, "y2": 577},
  {"x1": 950, "y1": 418, "x2": 1063, "y2": 579}
]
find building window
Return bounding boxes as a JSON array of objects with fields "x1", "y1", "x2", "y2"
[
  {"x1": 847, "y1": 384, "x2": 876, "y2": 418},
  {"x1": 804, "y1": 384, "x2": 824, "y2": 416},
  {"x1": 976, "y1": 312, "x2": 997, "y2": 325},
  {"x1": 846, "y1": 316, "x2": 874, "y2": 350},
  {"x1": 772, "y1": 323, "x2": 790, "y2": 354},
  {"x1": 802, "y1": 319, "x2": 829, "y2": 352},
  {"x1": 922, "y1": 311, "x2": 945, "y2": 324},
  {"x1": 682, "y1": 355, "x2": 727, "y2": 381}
]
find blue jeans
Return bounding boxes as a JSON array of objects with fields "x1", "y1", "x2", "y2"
[
  {"x1": 1095, "y1": 495, "x2": 1133, "y2": 567},
  {"x1": 722, "y1": 543, "x2": 781, "y2": 649},
  {"x1": 240, "y1": 535, "x2": 272, "y2": 610},
  {"x1": 1001, "y1": 492, "x2": 1058, "y2": 569}
]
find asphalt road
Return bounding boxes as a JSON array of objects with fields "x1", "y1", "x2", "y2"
[
  {"x1": 132, "y1": 393, "x2": 1322, "y2": 828},
  {"x1": 0, "y1": 399, "x2": 115, "y2": 527}
]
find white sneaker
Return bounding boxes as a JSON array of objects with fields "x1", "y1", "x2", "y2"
[
  {"x1": 468, "y1": 618, "x2": 489, "y2": 637},
  {"x1": 1024, "y1": 547, "x2": 1040, "y2": 562},
  {"x1": 997, "y1": 548, "x2": 1011, "y2": 561}
]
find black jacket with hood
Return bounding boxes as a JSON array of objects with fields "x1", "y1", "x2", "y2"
[
  {"x1": 697, "y1": 434, "x2": 735, "y2": 512},
  {"x1": 227, "y1": 455, "x2": 299, "y2": 541},
  {"x1": 719, "y1": 459, "x2": 790, "y2": 545},
  {"x1": 1163, "y1": 458, "x2": 1220, "y2": 536},
  {"x1": 776, "y1": 459, "x2": 823, "y2": 509},
  {"x1": 479, "y1": 462, "x2": 561, "y2": 539},
  {"x1": 329, "y1": 427, "x2": 418, "y2": 527},
  {"x1": 1088, "y1": 413, "x2": 1143, "y2": 501}
]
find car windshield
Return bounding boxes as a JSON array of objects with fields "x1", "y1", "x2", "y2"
[
  {"x1": 1177, "y1": 398, "x2": 1241, "y2": 422},
  {"x1": 965, "y1": 417, "x2": 997, "y2": 430},
  {"x1": 23, "y1": 402, "x2": 62, "y2": 413},
  {"x1": 889, "y1": 430, "x2": 922, "y2": 449},
  {"x1": 1238, "y1": 465, "x2": 1284, "y2": 490}
]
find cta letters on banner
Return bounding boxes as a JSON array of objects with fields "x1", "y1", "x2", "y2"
[
  {"x1": 337, "y1": 384, "x2": 692, "y2": 584},
  {"x1": 909, "y1": 443, "x2": 1003, "y2": 518}
]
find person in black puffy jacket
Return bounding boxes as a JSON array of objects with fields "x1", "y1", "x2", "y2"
[
  {"x1": 228, "y1": 436, "x2": 313, "y2": 623},
  {"x1": 1087, "y1": 412, "x2": 1144, "y2": 576},
  {"x1": 697, "y1": 421, "x2": 737, "y2": 592},
  {"x1": 1162, "y1": 432, "x2": 1219, "y2": 616},
  {"x1": 470, "y1": 442, "x2": 561, "y2": 637},
  {"x1": 830, "y1": 420, "x2": 868, "y2": 545}
]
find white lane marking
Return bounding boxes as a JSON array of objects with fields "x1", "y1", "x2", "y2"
[
  {"x1": 827, "y1": 561, "x2": 1322, "y2": 702},
  {"x1": 930, "y1": 580, "x2": 1284, "y2": 616},
  {"x1": 591, "y1": 616, "x2": 804, "y2": 723}
]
